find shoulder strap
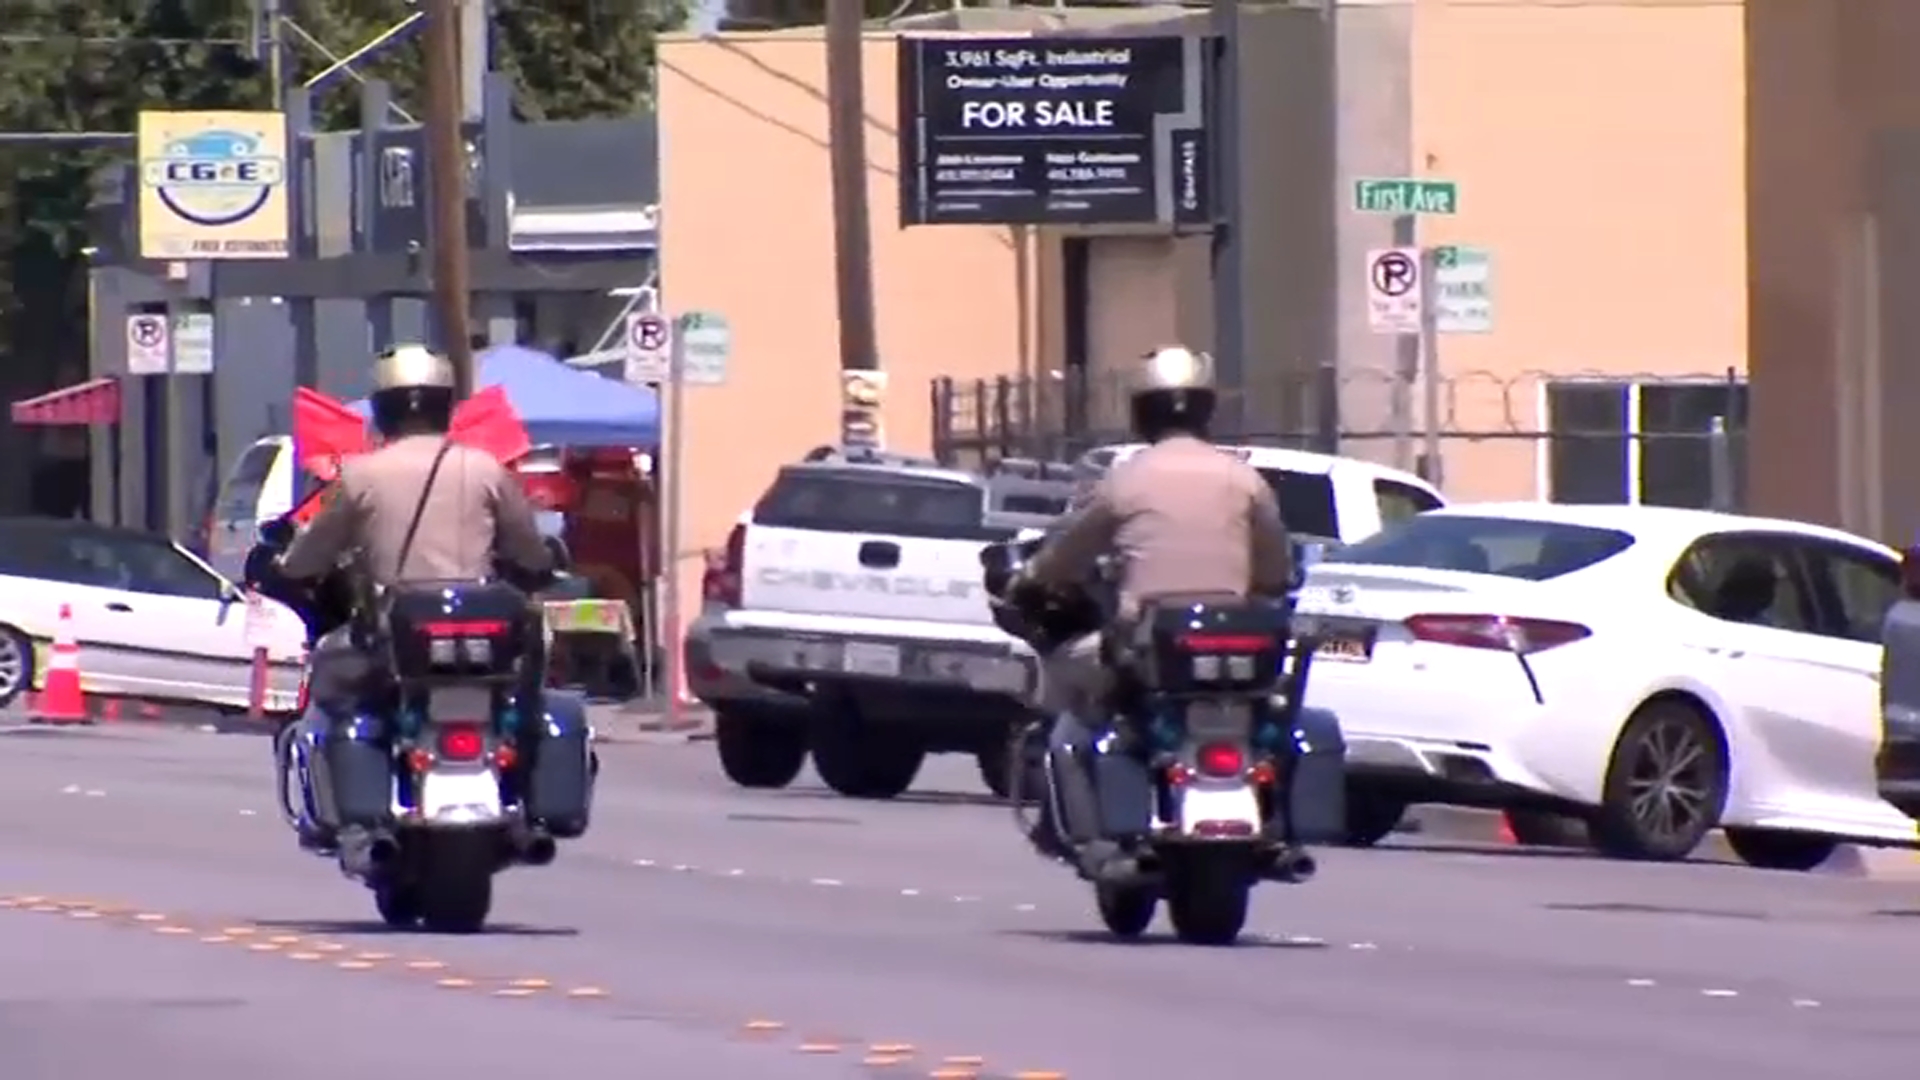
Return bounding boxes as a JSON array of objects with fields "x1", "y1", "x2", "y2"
[{"x1": 393, "y1": 438, "x2": 455, "y2": 580}]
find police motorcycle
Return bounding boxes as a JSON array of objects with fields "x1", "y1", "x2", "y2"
[
  {"x1": 247, "y1": 520, "x2": 596, "y2": 934},
  {"x1": 981, "y1": 532, "x2": 1347, "y2": 945}
]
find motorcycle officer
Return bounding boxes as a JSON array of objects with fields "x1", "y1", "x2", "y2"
[
  {"x1": 255, "y1": 344, "x2": 554, "y2": 845},
  {"x1": 1010, "y1": 345, "x2": 1294, "y2": 881},
  {"x1": 274, "y1": 343, "x2": 553, "y2": 589}
]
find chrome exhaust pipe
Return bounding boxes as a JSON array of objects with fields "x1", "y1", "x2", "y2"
[
  {"x1": 1267, "y1": 849, "x2": 1316, "y2": 883},
  {"x1": 516, "y1": 832, "x2": 557, "y2": 867},
  {"x1": 367, "y1": 834, "x2": 400, "y2": 869},
  {"x1": 338, "y1": 830, "x2": 400, "y2": 877}
]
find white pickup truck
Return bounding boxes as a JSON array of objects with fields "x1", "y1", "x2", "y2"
[
  {"x1": 688, "y1": 443, "x2": 1444, "y2": 801},
  {"x1": 689, "y1": 449, "x2": 1069, "y2": 799}
]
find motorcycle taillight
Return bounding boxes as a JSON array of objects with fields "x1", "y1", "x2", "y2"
[{"x1": 436, "y1": 723, "x2": 487, "y2": 762}]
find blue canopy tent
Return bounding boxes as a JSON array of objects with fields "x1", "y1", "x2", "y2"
[{"x1": 350, "y1": 344, "x2": 660, "y2": 447}]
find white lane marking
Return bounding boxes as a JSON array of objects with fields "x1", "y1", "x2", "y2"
[
  {"x1": 1791, "y1": 998, "x2": 1821, "y2": 1008},
  {"x1": 809, "y1": 877, "x2": 844, "y2": 887},
  {"x1": 1626, "y1": 978, "x2": 1656, "y2": 987},
  {"x1": 1701, "y1": 988, "x2": 1739, "y2": 998}
]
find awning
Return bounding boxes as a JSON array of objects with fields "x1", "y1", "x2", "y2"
[{"x1": 11, "y1": 377, "x2": 121, "y2": 426}]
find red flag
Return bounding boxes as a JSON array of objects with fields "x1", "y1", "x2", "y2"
[
  {"x1": 293, "y1": 387, "x2": 368, "y2": 481},
  {"x1": 286, "y1": 385, "x2": 532, "y2": 524}
]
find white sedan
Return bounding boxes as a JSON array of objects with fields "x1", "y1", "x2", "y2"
[
  {"x1": 1294, "y1": 502, "x2": 1916, "y2": 869},
  {"x1": 0, "y1": 517, "x2": 308, "y2": 714}
]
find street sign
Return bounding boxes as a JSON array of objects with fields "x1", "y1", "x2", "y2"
[
  {"x1": 624, "y1": 312, "x2": 670, "y2": 384},
  {"x1": 1366, "y1": 247, "x2": 1423, "y2": 335},
  {"x1": 126, "y1": 314, "x2": 169, "y2": 375},
  {"x1": 673, "y1": 311, "x2": 731, "y2": 386},
  {"x1": 1353, "y1": 178, "x2": 1458, "y2": 216},
  {"x1": 172, "y1": 312, "x2": 215, "y2": 374},
  {"x1": 1433, "y1": 245, "x2": 1493, "y2": 334}
]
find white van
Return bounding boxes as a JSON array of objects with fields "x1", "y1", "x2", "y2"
[{"x1": 204, "y1": 435, "x2": 296, "y2": 580}]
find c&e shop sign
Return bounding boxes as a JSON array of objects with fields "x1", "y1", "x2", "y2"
[{"x1": 896, "y1": 35, "x2": 1214, "y2": 227}]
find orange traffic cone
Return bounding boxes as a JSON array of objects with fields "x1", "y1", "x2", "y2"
[
  {"x1": 33, "y1": 604, "x2": 89, "y2": 725},
  {"x1": 1496, "y1": 811, "x2": 1519, "y2": 846}
]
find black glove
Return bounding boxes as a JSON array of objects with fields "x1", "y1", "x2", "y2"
[{"x1": 243, "y1": 543, "x2": 283, "y2": 591}]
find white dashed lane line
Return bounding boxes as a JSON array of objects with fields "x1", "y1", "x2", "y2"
[{"x1": 624, "y1": 853, "x2": 1837, "y2": 1013}]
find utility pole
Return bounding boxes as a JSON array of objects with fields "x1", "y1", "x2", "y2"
[
  {"x1": 1209, "y1": 0, "x2": 1245, "y2": 439},
  {"x1": 423, "y1": 0, "x2": 475, "y2": 399},
  {"x1": 825, "y1": 0, "x2": 878, "y2": 435}
]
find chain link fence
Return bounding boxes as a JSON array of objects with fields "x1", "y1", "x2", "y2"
[{"x1": 930, "y1": 365, "x2": 1748, "y2": 509}]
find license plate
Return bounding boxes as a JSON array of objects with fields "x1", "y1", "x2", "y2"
[
  {"x1": 427, "y1": 685, "x2": 493, "y2": 721},
  {"x1": 842, "y1": 641, "x2": 901, "y2": 677},
  {"x1": 1316, "y1": 633, "x2": 1374, "y2": 664}
]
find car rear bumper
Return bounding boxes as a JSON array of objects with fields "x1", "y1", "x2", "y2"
[{"x1": 703, "y1": 622, "x2": 1038, "y2": 708}]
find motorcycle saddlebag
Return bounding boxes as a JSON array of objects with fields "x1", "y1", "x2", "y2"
[
  {"x1": 524, "y1": 691, "x2": 594, "y2": 838},
  {"x1": 1286, "y1": 706, "x2": 1348, "y2": 844},
  {"x1": 318, "y1": 713, "x2": 396, "y2": 828}
]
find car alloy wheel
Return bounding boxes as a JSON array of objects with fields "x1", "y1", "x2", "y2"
[
  {"x1": 1626, "y1": 715, "x2": 1714, "y2": 842},
  {"x1": 1592, "y1": 699, "x2": 1727, "y2": 861},
  {"x1": 0, "y1": 627, "x2": 30, "y2": 708}
]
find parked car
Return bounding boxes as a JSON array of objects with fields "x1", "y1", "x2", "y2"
[
  {"x1": 0, "y1": 516, "x2": 307, "y2": 713},
  {"x1": 203, "y1": 435, "x2": 297, "y2": 581},
  {"x1": 1294, "y1": 502, "x2": 1916, "y2": 869}
]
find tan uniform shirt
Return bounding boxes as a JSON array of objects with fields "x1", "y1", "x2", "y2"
[
  {"x1": 1027, "y1": 435, "x2": 1292, "y2": 616},
  {"x1": 280, "y1": 434, "x2": 552, "y2": 585}
]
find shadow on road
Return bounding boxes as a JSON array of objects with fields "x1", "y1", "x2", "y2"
[
  {"x1": 773, "y1": 786, "x2": 1005, "y2": 810},
  {"x1": 248, "y1": 917, "x2": 579, "y2": 938},
  {"x1": 998, "y1": 927, "x2": 1331, "y2": 950},
  {"x1": 1368, "y1": 840, "x2": 1599, "y2": 861}
]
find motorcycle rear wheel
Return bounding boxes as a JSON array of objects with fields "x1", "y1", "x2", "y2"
[
  {"x1": 1164, "y1": 850, "x2": 1252, "y2": 946},
  {"x1": 373, "y1": 883, "x2": 421, "y2": 928},
  {"x1": 414, "y1": 833, "x2": 496, "y2": 934}
]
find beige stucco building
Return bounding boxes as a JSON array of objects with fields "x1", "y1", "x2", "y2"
[{"x1": 654, "y1": 0, "x2": 1920, "y2": 655}]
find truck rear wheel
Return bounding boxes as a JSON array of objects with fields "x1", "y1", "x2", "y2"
[
  {"x1": 714, "y1": 708, "x2": 808, "y2": 790},
  {"x1": 812, "y1": 724, "x2": 924, "y2": 800}
]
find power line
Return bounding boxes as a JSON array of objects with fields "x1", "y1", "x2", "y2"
[{"x1": 0, "y1": 35, "x2": 250, "y2": 47}]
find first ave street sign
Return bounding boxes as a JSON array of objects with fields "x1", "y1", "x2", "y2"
[{"x1": 897, "y1": 35, "x2": 1214, "y2": 227}]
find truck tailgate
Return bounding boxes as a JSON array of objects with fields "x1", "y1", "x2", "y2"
[{"x1": 741, "y1": 526, "x2": 995, "y2": 626}]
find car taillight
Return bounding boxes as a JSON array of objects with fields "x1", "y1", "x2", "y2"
[
  {"x1": 436, "y1": 724, "x2": 486, "y2": 762},
  {"x1": 1404, "y1": 614, "x2": 1590, "y2": 654},
  {"x1": 1195, "y1": 742, "x2": 1245, "y2": 777},
  {"x1": 703, "y1": 523, "x2": 746, "y2": 606}
]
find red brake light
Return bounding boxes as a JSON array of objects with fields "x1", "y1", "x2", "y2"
[
  {"x1": 1404, "y1": 614, "x2": 1590, "y2": 654},
  {"x1": 1177, "y1": 632, "x2": 1273, "y2": 652},
  {"x1": 436, "y1": 724, "x2": 486, "y2": 762},
  {"x1": 703, "y1": 524, "x2": 746, "y2": 606},
  {"x1": 418, "y1": 619, "x2": 510, "y2": 638},
  {"x1": 1195, "y1": 742, "x2": 1245, "y2": 778}
]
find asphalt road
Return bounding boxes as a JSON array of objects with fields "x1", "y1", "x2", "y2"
[{"x1": 4, "y1": 725, "x2": 1920, "y2": 1079}]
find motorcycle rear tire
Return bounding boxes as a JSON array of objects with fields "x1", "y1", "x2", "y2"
[
  {"x1": 374, "y1": 883, "x2": 421, "y2": 928},
  {"x1": 1164, "y1": 851, "x2": 1251, "y2": 946},
  {"x1": 415, "y1": 833, "x2": 496, "y2": 934}
]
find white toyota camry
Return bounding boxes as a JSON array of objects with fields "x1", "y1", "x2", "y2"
[{"x1": 1293, "y1": 502, "x2": 1917, "y2": 868}]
